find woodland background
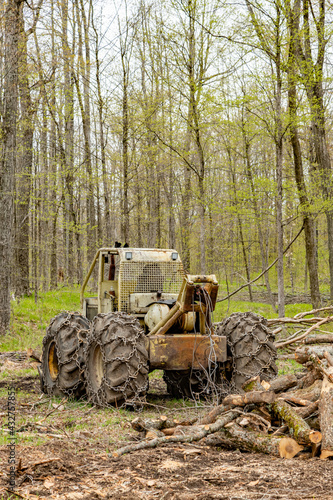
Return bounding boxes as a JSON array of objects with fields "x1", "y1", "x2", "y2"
[{"x1": 1, "y1": 0, "x2": 333, "y2": 333}]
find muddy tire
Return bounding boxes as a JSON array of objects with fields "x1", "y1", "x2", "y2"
[
  {"x1": 41, "y1": 312, "x2": 90, "y2": 397},
  {"x1": 84, "y1": 312, "x2": 149, "y2": 407},
  {"x1": 215, "y1": 311, "x2": 278, "y2": 390}
]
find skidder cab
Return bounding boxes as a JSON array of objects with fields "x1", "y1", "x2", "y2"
[{"x1": 40, "y1": 248, "x2": 278, "y2": 406}]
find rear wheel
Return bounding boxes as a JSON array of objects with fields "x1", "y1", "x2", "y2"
[
  {"x1": 41, "y1": 312, "x2": 90, "y2": 397},
  {"x1": 215, "y1": 311, "x2": 278, "y2": 391},
  {"x1": 163, "y1": 366, "x2": 221, "y2": 400},
  {"x1": 163, "y1": 369, "x2": 205, "y2": 399},
  {"x1": 84, "y1": 312, "x2": 149, "y2": 407}
]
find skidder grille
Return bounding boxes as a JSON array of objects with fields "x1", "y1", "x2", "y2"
[{"x1": 118, "y1": 261, "x2": 184, "y2": 312}]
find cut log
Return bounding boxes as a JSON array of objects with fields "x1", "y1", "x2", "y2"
[
  {"x1": 279, "y1": 396, "x2": 313, "y2": 406},
  {"x1": 295, "y1": 400, "x2": 319, "y2": 419},
  {"x1": 201, "y1": 424, "x2": 303, "y2": 458},
  {"x1": 319, "y1": 366, "x2": 333, "y2": 460},
  {"x1": 295, "y1": 345, "x2": 333, "y2": 364},
  {"x1": 297, "y1": 368, "x2": 322, "y2": 389},
  {"x1": 271, "y1": 399, "x2": 322, "y2": 446},
  {"x1": 324, "y1": 351, "x2": 333, "y2": 367},
  {"x1": 131, "y1": 416, "x2": 196, "y2": 433},
  {"x1": 279, "y1": 437, "x2": 304, "y2": 459},
  {"x1": 27, "y1": 348, "x2": 42, "y2": 362},
  {"x1": 200, "y1": 404, "x2": 233, "y2": 425},
  {"x1": 173, "y1": 424, "x2": 208, "y2": 437},
  {"x1": 304, "y1": 417, "x2": 320, "y2": 431},
  {"x1": 265, "y1": 374, "x2": 298, "y2": 393},
  {"x1": 161, "y1": 427, "x2": 176, "y2": 436},
  {"x1": 146, "y1": 429, "x2": 164, "y2": 439},
  {"x1": 222, "y1": 391, "x2": 275, "y2": 407},
  {"x1": 304, "y1": 334, "x2": 333, "y2": 344},
  {"x1": 279, "y1": 380, "x2": 322, "y2": 403}
]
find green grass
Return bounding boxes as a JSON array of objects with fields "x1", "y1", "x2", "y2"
[
  {"x1": 1, "y1": 287, "x2": 82, "y2": 352},
  {"x1": 0, "y1": 367, "x2": 38, "y2": 381},
  {"x1": 214, "y1": 299, "x2": 313, "y2": 323},
  {"x1": 277, "y1": 358, "x2": 303, "y2": 376},
  {"x1": 2, "y1": 285, "x2": 321, "y2": 353}
]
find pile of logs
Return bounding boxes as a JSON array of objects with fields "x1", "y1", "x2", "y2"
[{"x1": 113, "y1": 346, "x2": 333, "y2": 459}]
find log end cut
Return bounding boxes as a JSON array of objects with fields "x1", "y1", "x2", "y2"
[
  {"x1": 309, "y1": 430, "x2": 322, "y2": 444},
  {"x1": 320, "y1": 449, "x2": 333, "y2": 460},
  {"x1": 278, "y1": 437, "x2": 303, "y2": 459}
]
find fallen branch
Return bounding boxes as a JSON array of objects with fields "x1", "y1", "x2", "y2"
[
  {"x1": 296, "y1": 400, "x2": 319, "y2": 419},
  {"x1": 222, "y1": 391, "x2": 275, "y2": 406},
  {"x1": 279, "y1": 396, "x2": 313, "y2": 406},
  {"x1": 113, "y1": 409, "x2": 241, "y2": 457},
  {"x1": 131, "y1": 415, "x2": 197, "y2": 432},
  {"x1": 264, "y1": 374, "x2": 298, "y2": 393},
  {"x1": 20, "y1": 457, "x2": 61, "y2": 471},
  {"x1": 279, "y1": 380, "x2": 322, "y2": 403},
  {"x1": 304, "y1": 334, "x2": 333, "y2": 344},
  {"x1": 275, "y1": 317, "x2": 333, "y2": 348},
  {"x1": 201, "y1": 424, "x2": 303, "y2": 459},
  {"x1": 295, "y1": 345, "x2": 333, "y2": 364},
  {"x1": 294, "y1": 306, "x2": 333, "y2": 319}
]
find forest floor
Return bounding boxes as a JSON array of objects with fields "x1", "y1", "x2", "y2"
[{"x1": 0, "y1": 359, "x2": 333, "y2": 500}]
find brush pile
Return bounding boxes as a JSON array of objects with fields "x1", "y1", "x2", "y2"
[{"x1": 113, "y1": 316, "x2": 333, "y2": 460}]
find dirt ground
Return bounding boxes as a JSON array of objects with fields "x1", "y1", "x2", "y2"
[{"x1": 0, "y1": 360, "x2": 333, "y2": 500}]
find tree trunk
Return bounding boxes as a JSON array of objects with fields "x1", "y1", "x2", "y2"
[
  {"x1": 243, "y1": 129, "x2": 276, "y2": 311},
  {"x1": 14, "y1": 2, "x2": 33, "y2": 297},
  {"x1": 80, "y1": 0, "x2": 95, "y2": 259},
  {"x1": 286, "y1": 0, "x2": 321, "y2": 308},
  {"x1": 61, "y1": 0, "x2": 75, "y2": 284},
  {"x1": 121, "y1": 43, "x2": 129, "y2": 244},
  {"x1": 91, "y1": 6, "x2": 111, "y2": 245},
  {"x1": 0, "y1": 0, "x2": 20, "y2": 333},
  {"x1": 274, "y1": 6, "x2": 285, "y2": 318}
]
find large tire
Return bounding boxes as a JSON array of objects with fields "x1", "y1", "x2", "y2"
[
  {"x1": 215, "y1": 311, "x2": 278, "y2": 391},
  {"x1": 41, "y1": 312, "x2": 90, "y2": 397},
  {"x1": 163, "y1": 369, "x2": 207, "y2": 399},
  {"x1": 84, "y1": 312, "x2": 149, "y2": 407},
  {"x1": 163, "y1": 363, "x2": 222, "y2": 400}
]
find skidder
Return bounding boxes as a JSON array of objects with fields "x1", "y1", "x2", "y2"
[{"x1": 40, "y1": 247, "x2": 277, "y2": 406}]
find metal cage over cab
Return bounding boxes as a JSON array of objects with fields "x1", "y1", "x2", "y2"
[
  {"x1": 80, "y1": 248, "x2": 185, "y2": 319},
  {"x1": 117, "y1": 248, "x2": 184, "y2": 312}
]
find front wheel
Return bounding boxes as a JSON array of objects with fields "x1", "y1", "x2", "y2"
[
  {"x1": 215, "y1": 311, "x2": 278, "y2": 391},
  {"x1": 84, "y1": 312, "x2": 149, "y2": 407}
]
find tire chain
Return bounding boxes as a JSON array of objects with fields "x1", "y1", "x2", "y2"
[
  {"x1": 41, "y1": 312, "x2": 89, "y2": 398},
  {"x1": 84, "y1": 312, "x2": 149, "y2": 409},
  {"x1": 163, "y1": 366, "x2": 232, "y2": 402},
  {"x1": 215, "y1": 311, "x2": 278, "y2": 393}
]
